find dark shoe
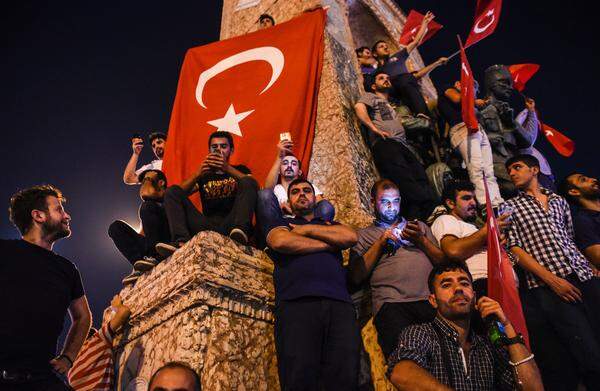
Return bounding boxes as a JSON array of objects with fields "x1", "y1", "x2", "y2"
[
  {"x1": 133, "y1": 256, "x2": 160, "y2": 272},
  {"x1": 122, "y1": 270, "x2": 142, "y2": 285},
  {"x1": 229, "y1": 228, "x2": 248, "y2": 245},
  {"x1": 155, "y1": 242, "x2": 179, "y2": 258}
]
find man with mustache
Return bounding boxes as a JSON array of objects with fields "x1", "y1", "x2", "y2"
[
  {"x1": 265, "y1": 178, "x2": 360, "y2": 389},
  {"x1": 1, "y1": 185, "x2": 92, "y2": 390},
  {"x1": 388, "y1": 261, "x2": 542, "y2": 390},
  {"x1": 123, "y1": 132, "x2": 166, "y2": 185},
  {"x1": 348, "y1": 179, "x2": 445, "y2": 358},
  {"x1": 505, "y1": 154, "x2": 600, "y2": 390},
  {"x1": 559, "y1": 173, "x2": 600, "y2": 268},
  {"x1": 431, "y1": 181, "x2": 511, "y2": 297},
  {"x1": 355, "y1": 71, "x2": 438, "y2": 220}
]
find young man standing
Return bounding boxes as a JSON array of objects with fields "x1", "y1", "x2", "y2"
[
  {"x1": 559, "y1": 173, "x2": 600, "y2": 267},
  {"x1": 264, "y1": 178, "x2": 360, "y2": 390},
  {"x1": 349, "y1": 179, "x2": 445, "y2": 357},
  {"x1": 388, "y1": 262, "x2": 542, "y2": 390},
  {"x1": 161, "y1": 131, "x2": 258, "y2": 250},
  {"x1": 1, "y1": 185, "x2": 92, "y2": 390},
  {"x1": 505, "y1": 154, "x2": 600, "y2": 391},
  {"x1": 431, "y1": 181, "x2": 511, "y2": 297},
  {"x1": 355, "y1": 72, "x2": 438, "y2": 220}
]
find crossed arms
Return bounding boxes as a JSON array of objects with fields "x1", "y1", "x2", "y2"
[{"x1": 267, "y1": 223, "x2": 358, "y2": 255}]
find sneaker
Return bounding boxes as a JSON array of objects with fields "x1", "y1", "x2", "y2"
[
  {"x1": 133, "y1": 256, "x2": 160, "y2": 272},
  {"x1": 122, "y1": 270, "x2": 142, "y2": 285},
  {"x1": 229, "y1": 228, "x2": 248, "y2": 245},
  {"x1": 155, "y1": 242, "x2": 179, "y2": 258}
]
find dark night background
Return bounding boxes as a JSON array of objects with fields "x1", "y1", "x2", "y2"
[{"x1": 2, "y1": 1, "x2": 598, "y2": 330}]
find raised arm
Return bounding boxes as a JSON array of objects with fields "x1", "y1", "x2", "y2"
[
  {"x1": 264, "y1": 140, "x2": 293, "y2": 189},
  {"x1": 405, "y1": 11, "x2": 435, "y2": 54},
  {"x1": 267, "y1": 227, "x2": 335, "y2": 255},
  {"x1": 123, "y1": 136, "x2": 144, "y2": 184},
  {"x1": 291, "y1": 223, "x2": 358, "y2": 249},
  {"x1": 51, "y1": 295, "x2": 92, "y2": 375},
  {"x1": 413, "y1": 57, "x2": 448, "y2": 79}
]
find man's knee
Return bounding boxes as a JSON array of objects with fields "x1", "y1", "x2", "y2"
[
  {"x1": 258, "y1": 188, "x2": 276, "y2": 204},
  {"x1": 315, "y1": 199, "x2": 336, "y2": 221},
  {"x1": 238, "y1": 175, "x2": 259, "y2": 191},
  {"x1": 108, "y1": 220, "x2": 129, "y2": 238},
  {"x1": 165, "y1": 185, "x2": 185, "y2": 200}
]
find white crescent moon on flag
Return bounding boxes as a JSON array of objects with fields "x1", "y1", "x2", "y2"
[
  {"x1": 196, "y1": 46, "x2": 284, "y2": 109},
  {"x1": 473, "y1": 10, "x2": 495, "y2": 34}
]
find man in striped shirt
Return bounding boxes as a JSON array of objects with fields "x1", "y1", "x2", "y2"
[{"x1": 68, "y1": 295, "x2": 131, "y2": 391}]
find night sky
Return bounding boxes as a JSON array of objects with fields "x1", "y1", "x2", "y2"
[{"x1": 3, "y1": 1, "x2": 598, "y2": 328}]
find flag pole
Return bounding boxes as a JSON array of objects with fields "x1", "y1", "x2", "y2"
[{"x1": 446, "y1": 38, "x2": 483, "y2": 61}]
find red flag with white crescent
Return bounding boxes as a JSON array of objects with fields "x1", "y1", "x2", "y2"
[
  {"x1": 162, "y1": 10, "x2": 326, "y2": 206},
  {"x1": 483, "y1": 176, "x2": 530, "y2": 348},
  {"x1": 458, "y1": 37, "x2": 479, "y2": 132},
  {"x1": 507, "y1": 64, "x2": 540, "y2": 92},
  {"x1": 399, "y1": 10, "x2": 443, "y2": 46},
  {"x1": 541, "y1": 122, "x2": 575, "y2": 157},
  {"x1": 465, "y1": 0, "x2": 502, "y2": 47}
]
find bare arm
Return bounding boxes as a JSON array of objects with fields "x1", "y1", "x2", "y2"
[
  {"x1": 440, "y1": 229, "x2": 487, "y2": 261},
  {"x1": 264, "y1": 140, "x2": 293, "y2": 189},
  {"x1": 123, "y1": 137, "x2": 144, "y2": 185},
  {"x1": 108, "y1": 295, "x2": 131, "y2": 334},
  {"x1": 584, "y1": 245, "x2": 600, "y2": 268},
  {"x1": 413, "y1": 57, "x2": 447, "y2": 79},
  {"x1": 292, "y1": 223, "x2": 358, "y2": 249},
  {"x1": 267, "y1": 228, "x2": 335, "y2": 255},
  {"x1": 179, "y1": 168, "x2": 203, "y2": 194},
  {"x1": 445, "y1": 88, "x2": 461, "y2": 104},
  {"x1": 50, "y1": 296, "x2": 92, "y2": 374},
  {"x1": 389, "y1": 360, "x2": 452, "y2": 391},
  {"x1": 406, "y1": 11, "x2": 435, "y2": 54},
  {"x1": 354, "y1": 102, "x2": 390, "y2": 139}
]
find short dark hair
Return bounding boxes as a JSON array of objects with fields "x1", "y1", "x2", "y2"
[
  {"x1": 370, "y1": 178, "x2": 398, "y2": 199},
  {"x1": 148, "y1": 361, "x2": 201, "y2": 391},
  {"x1": 9, "y1": 185, "x2": 65, "y2": 235},
  {"x1": 441, "y1": 181, "x2": 475, "y2": 206},
  {"x1": 505, "y1": 154, "x2": 540, "y2": 170},
  {"x1": 259, "y1": 13, "x2": 275, "y2": 25},
  {"x1": 208, "y1": 131, "x2": 234, "y2": 150},
  {"x1": 371, "y1": 40, "x2": 387, "y2": 54},
  {"x1": 427, "y1": 261, "x2": 473, "y2": 293},
  {"x1": 138, "y1": 169, "x2": 168, "y2": 187},
  {"x1": 287, "y1": 177, "x2": 315, "y2": 200},
  {"x1": 355, "y1": 46, "x2": 369, "y2": 57},
  {"x1": 557, "y1": 173, "x2": 579, "y2": 204},
  {"x1": 149, "y1": 132, "x2": 166, "y2": 144}
]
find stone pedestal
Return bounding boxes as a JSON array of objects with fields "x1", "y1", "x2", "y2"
[{"x1": 113, "y1": 232, "x2": 278, "y2": 390}]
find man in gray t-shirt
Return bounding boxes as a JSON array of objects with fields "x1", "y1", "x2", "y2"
[
  {"x1": 357, "y1": 91, "x2": 406, "y2": 147},
  {"x1": 349, "y1": 179, "x2": 445, "y2": 358}
]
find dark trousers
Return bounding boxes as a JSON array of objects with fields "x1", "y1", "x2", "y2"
[
  {"x1": 108, "y1": 200, "x2": 170, "y2": 264},
  {"x1": 390, "y1": 73, "x2": 431, "y2": 117},
  {"x1": 371, "y1": 139, "x2": 438, "y2": 220},
  {"x1": 275, "y1": 297, "x2": 360, "y2": 390},
  {"x1": 521, "y1": 275, "x2": 600, "y2": 391},
  {"x1": 373, "y1": 300, "x2": 435, "y2": 358},
  {"x1": 164, "y1": 176, "x2": 258, "y2": 243},
  {"x1": 0, "y1": 372, "x2": 71, "y2": 391}
]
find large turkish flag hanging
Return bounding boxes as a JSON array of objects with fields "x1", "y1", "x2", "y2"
[
  {"x1": 163, "y1": 9, "x2": 326, "y2": 192},
  {"x1": 465, "y1": 0, "x2": 502, "y2": 47}
]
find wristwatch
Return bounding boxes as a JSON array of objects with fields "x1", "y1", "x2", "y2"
[{"x1": 502, "y1": 333, "x2": 525, "y2": 346}]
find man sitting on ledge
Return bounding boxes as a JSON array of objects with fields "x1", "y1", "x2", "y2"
[
  {"x1": 264, "y1": 178, "x2": 360, "y2": 390},
  {"x1": 158, "y1": 131, "x2": 258, "y2": 254}
]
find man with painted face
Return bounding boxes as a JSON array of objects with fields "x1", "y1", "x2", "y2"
[
  {"x1": 355, "y1": 71, "x2": 438, "y2": 220},
  {"x1": 431, "y1": 181, "x2": 511, "y2": 297},
  {"x1": 505, "y1": 154, "x2": 600, "y2": 390},
  {"x1": 559, "y1": 173, "x2": 600, "y2": 267},
  {"x1": 349, "y1": 179, "x2": 445, "y2": 358},
  {"x1": 265, "y1": 178, "x2": 360, "y2": 390},
  {"x1": 388, "y1": 262, "x2": 542, "y2": 391},
  {"x1": 159, "y1": 131, "x2": 258, "y2": 250}
]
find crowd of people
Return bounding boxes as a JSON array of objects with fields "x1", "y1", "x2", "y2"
[{"x1": 2, "y1": 10, "x2": 600, "y2": 391}]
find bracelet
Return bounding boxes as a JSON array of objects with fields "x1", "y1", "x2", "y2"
[
  {"x1": 509, "y1": 353, "x2": 534, "y2": 367},
  {"x1": 57, "y1": 354, "x2": 73, "y2": 367}
]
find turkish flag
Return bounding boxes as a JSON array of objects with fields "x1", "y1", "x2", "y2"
[
  {"x1": 399, "y1": 10, "x2": 443, "y2": 46},
  {"x1": 508, "y1": 64, "x2": 540, "y2": 92},
  {"x1": 465, "y1": 0, "x2": 502, "y2": 47},
  {"x1": 541, "y1": 122, "x2": 575, "y2": 157},
  {"x1": 162, "y1": 9, "x2": 326, "y2": 202},
  {"x1": 483, "y1": 176, "x2": 530, "y2": 348},
  {"x1": 458, "y1": 37, "x2": 478, "y2": 132}
]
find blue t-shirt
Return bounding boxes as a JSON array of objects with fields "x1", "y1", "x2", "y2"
[
  {"x1": 266, "y1": 216, "x2": 352, "y2": 304},
  {"x1": 573, "y1": 208, "x2": 600, "y2": 251},
  {"x1": 381, "y1": 49, "x2": 410, "y2": 77}
]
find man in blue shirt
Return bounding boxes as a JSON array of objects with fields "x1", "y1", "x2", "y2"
[{"x1": 264, "y1": 178, "x2": 360, "y2": 390}]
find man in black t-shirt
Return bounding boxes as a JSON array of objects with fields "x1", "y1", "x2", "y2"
[
  {"x1": 160, "y1": 131, "x2": 258, "y2": 251},
  {"x1": 1, "y1": 185, "x2": 91, "y2": 390}
]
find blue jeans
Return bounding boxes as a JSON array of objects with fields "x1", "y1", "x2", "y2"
[{"x1": 256, "y1": 189, "x2": 335, "y2": 248}]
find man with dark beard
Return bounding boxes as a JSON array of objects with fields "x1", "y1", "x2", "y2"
[
  {"x1": 1, "y1": 185, "x2": 92, "y2": 390},
  {"x1": 265, "y1": 178, "x2": 360, "y2": 390},
  {"x1": 388, "y1": 262, "x2": 542, "y2": 391},
  {"x1": 431, "y1": 181, "x2": 511, "y2": 297},
  {"x1": 355, "y1": 71, "x2": 438, "y2": 220},
  {"x1": 559, "y1": 173, "x2": 600, "y2": 268},
  {"x1": 348, "y1": 179, "x2": 445, "y2": 358}
]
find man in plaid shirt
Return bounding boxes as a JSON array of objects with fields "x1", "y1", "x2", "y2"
[
  {"x1": 388, "y1": 262, "x2": 542, "y2": 390},
  {"x1": 505, "y1": 154, "x2": 600, "y2": 391}
]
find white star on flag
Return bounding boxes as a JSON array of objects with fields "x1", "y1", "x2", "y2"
[{"x1": 207, "y1": 104, "x2": 254, "y2": 136}]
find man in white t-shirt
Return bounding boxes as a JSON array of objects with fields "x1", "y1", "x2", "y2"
[
  {"x1": 431, "y1": 180, "x2": 510, "y2": 297},
  {"x1": 123, "y1": 132, "x2": 165, "y2": 185}
]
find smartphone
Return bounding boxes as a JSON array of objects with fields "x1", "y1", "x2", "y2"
[{"x1": 280, "y1": 132, "x2": 292, "y2": 142}]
